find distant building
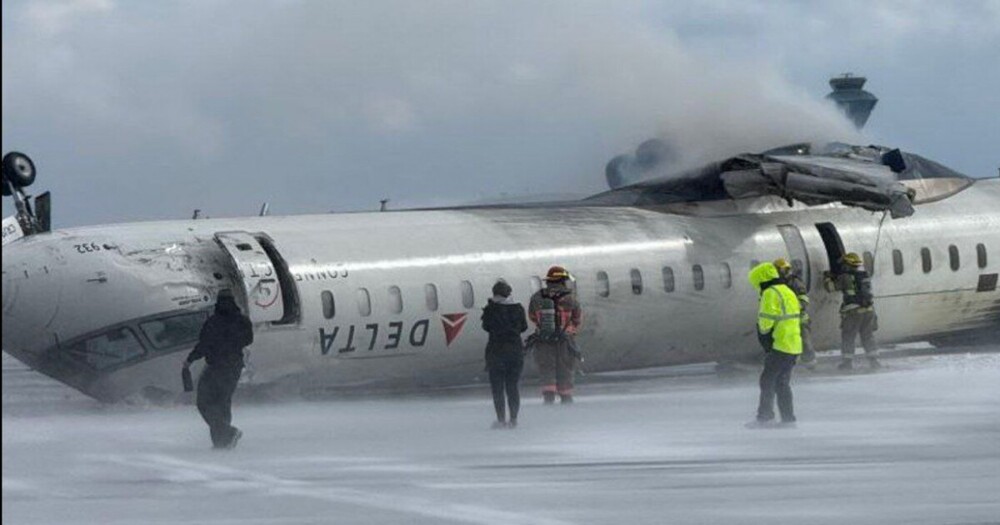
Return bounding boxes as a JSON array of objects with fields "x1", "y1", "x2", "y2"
[{"x1": 826, "y1": 74, "x2": 878, "y2": 129}]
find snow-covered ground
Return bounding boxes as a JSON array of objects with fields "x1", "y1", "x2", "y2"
[{"x1": 4, "y1": 350, "x2": 999, "y2": 525}]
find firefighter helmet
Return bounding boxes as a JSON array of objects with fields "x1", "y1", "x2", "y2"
[
  {"x1": 842, "y1": 252, "x2": 864, "y2": 267},
  {"x1": 773, "y1": 258, "x2": 793, "y2": 272},
  {"x1": 545, "y1": 266, "x2": 571, "y2": 282}
]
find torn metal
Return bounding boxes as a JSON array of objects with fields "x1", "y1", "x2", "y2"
[{"x1": 589, "y1": 143, "x2": 974, "y2": 219}]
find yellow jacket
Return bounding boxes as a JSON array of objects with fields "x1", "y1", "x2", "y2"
[{"x1": 749, "y1": 263, "x2": 803, "y2": 355}]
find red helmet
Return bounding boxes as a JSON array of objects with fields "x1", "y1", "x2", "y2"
[{"x1": 545, "y1": 265, "x2": 571, "y2": 282}]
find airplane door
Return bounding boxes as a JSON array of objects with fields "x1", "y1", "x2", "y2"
[
  {"x1": 777, "y1": 224, "x2": 811, "y2": 291},
  {"x1": 215, "y1": 232, "x2": 285, "y2": 323},
  {"x1": 815, "y1": 222, "x2": 846, "y2": 272}
]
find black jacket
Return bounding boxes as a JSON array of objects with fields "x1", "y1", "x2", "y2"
[
  {"x1": 186, "y1": 297, "x2": 254, "y2": 369},
  {"x1": 481, "y1": 298, "x2": 528, "y2": 358}
]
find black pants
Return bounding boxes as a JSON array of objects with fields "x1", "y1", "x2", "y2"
[
  {"x1": 196, "y1": 365, "x2": 242, "y2": 448},
  {"x1": 488, "y1": 353, "x2": 524, "y2": 422},
  {"x1": 757, "y1": 351, "x2": 797, "y2": 423}
]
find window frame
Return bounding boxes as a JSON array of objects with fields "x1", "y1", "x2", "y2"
[
  {"x1": 357, "y1": 288, "x2": 372, "y2": 317},
  {"x1": 630, "y1": 268, "x2": 643, "y2": 295},
  {"x1": 692, "y1": 264, "x2": 705, "y2": 291},
  {"x1": 460, "y1": 280, "x2": 475, "y2": 309},
  {"x1": 388, "y1": 286, "x2": 403, "y2": 314},
  {"x1": 662, "y1": 266, "x2": 675, "y2": 293},
  {"x1": 321, "y1": 291, "x2": 335, "y2": 319}
]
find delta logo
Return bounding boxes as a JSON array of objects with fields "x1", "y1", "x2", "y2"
[{"x1": 440, "y1": 313, "x2": 468, "y2": 346}]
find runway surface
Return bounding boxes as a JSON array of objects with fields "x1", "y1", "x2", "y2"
[{"x1": 3, "y1": 349, "x2": 999, "y2": 525}]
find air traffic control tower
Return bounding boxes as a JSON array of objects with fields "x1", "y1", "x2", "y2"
[{"x1": 826, "y1": 74, "x2": 878, "y2": 129}]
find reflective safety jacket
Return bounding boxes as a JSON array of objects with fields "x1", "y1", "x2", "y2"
[{"x1": 749, "y1": 263, "x2": 803, "y2": 355}]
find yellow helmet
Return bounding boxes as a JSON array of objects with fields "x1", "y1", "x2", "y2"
[
  {"x1": 842, "y1": 252, "x2": 864, "y2": 266},
  {"x1": 773, "y1": 258, "x2": 792, "y2": 272}
]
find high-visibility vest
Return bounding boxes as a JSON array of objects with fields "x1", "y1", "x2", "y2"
[{"x1": 758, "y1": 283, "x2": 803, "y2": 355}]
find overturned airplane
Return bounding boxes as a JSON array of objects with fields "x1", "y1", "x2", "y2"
[{"x1": 3, "y1": 135, "x2": 997, "y2": 402}]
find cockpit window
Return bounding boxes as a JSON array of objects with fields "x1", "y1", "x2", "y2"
[
  {"x1": 64, "y1": 327, "x2": 146, "y2": 370},
  {"x1": 140, "y1": 311, "x2": 210, "y2": 350}
]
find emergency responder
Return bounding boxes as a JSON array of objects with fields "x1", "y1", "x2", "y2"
[
  {"x1": 774, "y1": 258, "x2": 816, "y2": 368},
  {"x1": 824, "y1": 252, "x2": 880, "y2": 371},
  {"x1": 528, "y1": 266, "x2": 583, "y2": 404},
  {"x1": 481, "y1": 280, "x2": 529, "y2": 428},
  {"x1": 183, "y1": 290, "x2": 254, "y2": 449},
  {"x1": 747, "y1": 261, "x2": 803, "y2": 427}
]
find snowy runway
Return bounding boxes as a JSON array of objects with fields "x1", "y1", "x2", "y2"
[{"x1": 4, "y1": 351, "x2": 999, "y2": 525}]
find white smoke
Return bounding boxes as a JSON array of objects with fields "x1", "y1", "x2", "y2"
[{"x1": 3, "y1": 1, "x2": 865, "y2": 223}]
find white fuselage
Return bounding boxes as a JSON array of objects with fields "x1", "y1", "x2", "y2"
[{"x1": 3, "y1": 180, "x2": 999, "y2": 401}]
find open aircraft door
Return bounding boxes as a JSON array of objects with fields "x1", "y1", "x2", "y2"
[
  {"x1": 215, "y1": 232, "x2": 286, "y2": 323},
  {"x1": 777, "y1": 225, "x2": 812, "y2": 291}
]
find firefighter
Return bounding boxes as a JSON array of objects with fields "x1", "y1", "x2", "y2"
[
  {"x1": 824, "y1": 252, "x2": 880, "y2": 371},
  {"x1": 774, "y1": 258, "x2": 816, "y2": 368},
  {"x1": 183, "y1": 290, "x2": 254, "y2": 449},
  {"x1": 747, "y1": 261, "x2": 803, "y2": 427},
  {"x1": 528, "y1": 266, "x2": 583, "y2": 404},
  {"x1": 481, "y1": 280, "x2": 529, "y2": 428}
]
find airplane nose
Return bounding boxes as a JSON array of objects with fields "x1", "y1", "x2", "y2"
[{"x1": 2, "y1": 238, "x2": 65, "y2": 356}]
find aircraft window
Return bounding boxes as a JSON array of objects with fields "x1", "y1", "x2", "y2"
[
  {"x1": 388, "y1": 286, "x2": 403, "y2": 314},
  {"x1": 662, "y1": 266, "x2": 675, "y2": 292},
  {"x1": 977, "y1": 243, "x2": 988, "y2": 269},
  {"x1": 893, "y1": 249, "x2": 904, "y2": 275},
  {"x1": 597, "y1": 271, "x2": 610, "y2": 297},
  {"x1": 321, "y1": 291, "x2": 335, "y2": 319},
  {"x1": 921, "y1": 247, "x2": 932, "y2": 273},
  {"x1": 630, "y1": 269, "x2": 643, "y2": 295},
  {"x1": 949, "y1": 245, "x2": 960, "y2": 272},
  {"x1": 425, "y1": 284, "x2": 439, "y2": 311},
  {"x1": 530, "y1": 276, "x2": 543, "y2": 293},
  {"x1": 461, "y1": 281, "x2": 475, "y2": 309},
  {"x1": 720, "y1": 263, "x2": 732, "y2": 289},
  {"x1": 357, "y1": 288, "x2": 372, "y2": 317},
  {"x1": 140, "y1": 311, "x2": 209, "y2": 350},
  {"x1": 692, "y1": 265, "x2": 705, "y2": 291},
  {"x1": 65, "y1": 327, "x2": 145, "y2": 370},
  {"x1": 863, "y1": 252, "x2": 875, "y2": 276},
  {"x1": 750, "y1": 259, "x2": 760, "y2": 269}
]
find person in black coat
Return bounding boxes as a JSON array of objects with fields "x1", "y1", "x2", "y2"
[
  {"x1": 183, "y1": 290, "x2": 254, "y2": 449},
  {"x1": 481, "y1": 280, "x2": 529, "y2": 428}
]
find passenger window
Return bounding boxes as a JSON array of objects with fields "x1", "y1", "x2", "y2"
[
  {"x1": 949, "y1": 245, "x2": 960, "y2": 272},
  {"x1": 893, "y1": 249, "x2": 904, "y2": 275},
  {"x1": 977, "y1": 243, "x2": 988, "y2": 269},
  {"x1": 388, "y1": 286, "x2": 403, "y2": 314},
  {"x1": 921, "y1": 247, "x2": 932, "y2": 273},
  {"x1": 662, "y1": 266, "x2": 675, "y2": 292},
  {"x1": 424, "y1": 284, "x2": 439, "y2": 311},
  {"x1": 720, "y1": 263, "x2": 732, "y2": 289},
  {"x1": 65, "y1": 327, "x2": 145, "y2": 370},
  {"x1": 357, "y1": 288, "x2": 372, "y2": 317},
  {"x1": 630, "y1": 269, "x2": 643, "y2": 295},
  {"x1": 750, "y1": 259, "x2": 760, "y2": 269},
  {"x1": 692, "y1": 265, "x2": 705, "y2": 291},
  {"x1": 140, "y1": 311, "x2": 209, "y2": 350},
  {"x1": 863, "y1": 252, "x2": 875, "y2": 276},
  {"x1": 320, "y1": 291, "x2": 335, "y2": 319},
  {"x1": 597, "y1": 271, "x2": 610, "y2": 297},
  {"x1": 460, "y1": 280, "x2": 475, "y2": 309}
]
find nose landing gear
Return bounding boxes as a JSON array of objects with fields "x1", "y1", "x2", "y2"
[{"x1": 2, "y1": 151, "x2": 51, "y2": 242}]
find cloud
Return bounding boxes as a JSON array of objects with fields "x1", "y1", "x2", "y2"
[{"x1": 2, "y1": 1, "x2": 997, "y2": 226}]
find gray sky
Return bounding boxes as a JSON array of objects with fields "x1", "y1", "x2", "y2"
[{"x1": 2, "y1": 0, "x2": 998, "y2": 227}]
